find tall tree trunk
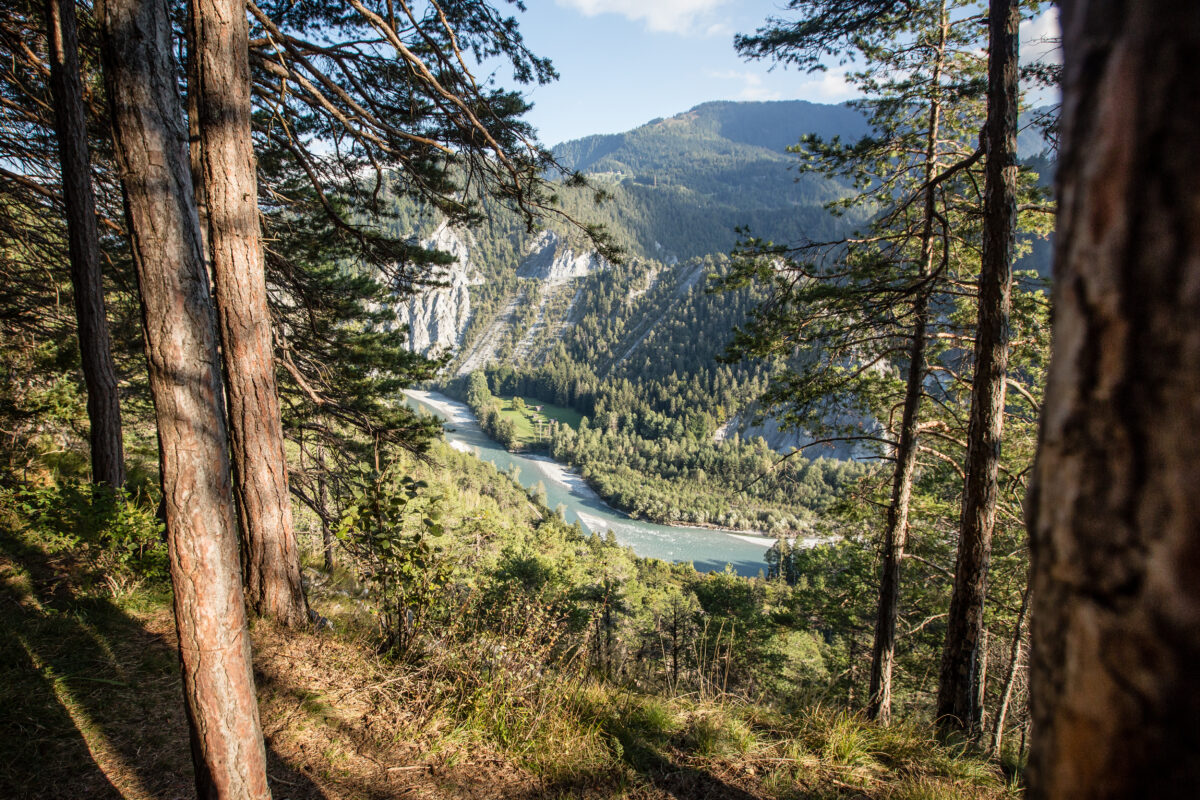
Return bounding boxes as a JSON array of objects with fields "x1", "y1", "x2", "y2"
[
  {"x1": 1026, "y1": 1, "x2": 1200, "y2": 797},
  {"x1": 188, "y1": 0, "x2": 307, "y2": 626},
  {"x1": 937, "y1": 0, "x2": 1019, "y2": 737},
  {"x1": 94, "y1": 0, "x2": 270, "y2": 796},
  {"x1": 866, "y1": 294, "x2": 929, "y2": 725},
  {"x1": 866, "y1": 10, "x2": 946, "y2": 726},
  {"x1": 990, "y1": 580, "x2": 1030, "y2": 758},
  {"x1": 42, "y1": 0, "x2": 125, "y2": 489}
]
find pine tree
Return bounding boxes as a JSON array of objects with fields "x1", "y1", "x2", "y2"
[
  {"x1": 726, "y1": 0, "x2": 989, "y2": 724},
  {"x1": 936, "y1": 0, "x2": 1021, "y2": 738},
  {"x1": 95, "y1": 0, "x2": 269, "y2": 793},
  {"x1": 41, "y1": 0, "x2": 125, "y2": 489},
  {"x1": 189, "y1": 0, "x2": 307, "y2": 626}
]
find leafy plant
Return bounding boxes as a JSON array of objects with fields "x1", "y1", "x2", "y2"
[
  {"x1": 336, "y1": 471, "x2": 451, "y2": 658},
  {"x1": 1, "y1": 482, "x2": 166, "y2": 577}
]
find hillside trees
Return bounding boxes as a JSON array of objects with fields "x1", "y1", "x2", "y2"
[
  {"x1": 729, "y1": 0, "x2": 1055, "y2": 731},
  {"x1": 1026, "y1": 0, "x2": 1200, "y2": 796},
  {"x1": 724, "y1": 0, "x2": 989, "y2": 724},
  {"x1": 0, "y1": 2, "x2": 137, "y2": 487},
  {"x1": 95, "y1": 0, "x2": 270, "y2": 793},
  {"x1": 937, "y1": 0, "x2": 1022, "y2": 736}
]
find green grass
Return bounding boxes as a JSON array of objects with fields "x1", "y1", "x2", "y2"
[{"x1": 496, "y1": 396, "x2": 582, "y2": 445}]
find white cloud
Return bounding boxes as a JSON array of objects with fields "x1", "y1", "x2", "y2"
[
  {"x1": 704, "y1": 21, "x2": 732, "y2": 38},
  {"x1": 706, "y1": 70, "x2": 782, "y2": 101},
  {"x1": 793, "y1": 68, "x2": 855, "y2": 102},
  {"x1": 1020, "y1": 8, "x2": 1062, "y2": 67},
  {"x1": 555, "y1": 0, "x2": 730, "y2": 35}
]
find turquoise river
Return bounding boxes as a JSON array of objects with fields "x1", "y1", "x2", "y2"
[{"x1": 403, "y1": 389, "x2": 794, "y2": 577}]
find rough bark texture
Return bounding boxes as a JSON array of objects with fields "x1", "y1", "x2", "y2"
[
  {"x1": 189, "y1": 0, "x2": 307, "y2": 626},
  {"x1": 1026, "y1": 1, "x2": 1200, "y2": 797},
  {"x1": 866, "y1": 16, "x2": 945, "y2": 725},
  {"x1": 43, "y1": 0, "x2": 126, "y2": 489},
  {"x1": 95, "y1": 0, "x2": 271, "y2": 796},
  {"x1": 936, "y1": 0, "x2": 1018, "y2": 736}
]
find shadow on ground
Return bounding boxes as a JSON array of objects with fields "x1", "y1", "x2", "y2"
[{"x1": 0, "y1": 533, "x2": 327, "y2": 799}]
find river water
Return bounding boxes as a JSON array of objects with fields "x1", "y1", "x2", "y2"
[{"x1": 403, "y1": 389, "x2": 780, "y2": 576}]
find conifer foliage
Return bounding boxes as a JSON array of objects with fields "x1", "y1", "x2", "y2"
[
  {"x1": 723, "y1": 0, "x2": 1052, "y2": 727},
  {"x1": 3, "y1": 0, "x2": 586, "y2": 791}
]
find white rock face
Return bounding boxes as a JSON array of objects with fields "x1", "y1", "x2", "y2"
[
  {"x1": 397, "y1": 227, "x2": 606, "y2": 361},
  {"x1": 396, "y1": 224, "x2": 480, "y2": 355},
  {"x1": 516, "y1": 230, "x2": 606, "y2": 284}
]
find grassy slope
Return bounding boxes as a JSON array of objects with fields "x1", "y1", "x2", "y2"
[
  {"x1": 0, "y1": 444, "x2": 1016, "y2": 800},
  {"x1": 496, "y1": 395, "x2": 583, "y2": 446}
]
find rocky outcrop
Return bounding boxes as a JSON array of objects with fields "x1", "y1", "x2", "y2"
[
  {"x1": 516, "y1": 230, "x2": 606, "y2": 284},
  {"x1": 455, "y1": 289, "x2": 525, "y2": 377},
  {"x1": 398, "y1": 226, "x2": 606, "y2": 364},
  {"x1": 395, "y1": 224, "x2": 480, "y2": 355}
]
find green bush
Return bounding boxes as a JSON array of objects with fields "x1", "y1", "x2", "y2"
[
  {"x1": 335, "y1": 471, "x2": 451, "y2": 658},
  {"x1": 1, "y1": 481, "x2": 166, "y2": 577}
]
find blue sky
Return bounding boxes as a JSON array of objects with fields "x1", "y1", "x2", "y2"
[
  {"x1": 487, "y1": 1, "x2": 1060, "y2": 147},
  {"x1": 502, "y1": 0, "x2": 858, "y2": 146}
]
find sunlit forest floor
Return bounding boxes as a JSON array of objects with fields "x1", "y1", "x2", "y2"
[{"x1": 1, "y1": 524, "x2": 1018, "y2": 800}]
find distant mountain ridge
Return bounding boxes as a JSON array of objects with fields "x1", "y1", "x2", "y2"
[
  {"x1": 538, "y1": 100, "x2": 874, "y2": 262},
  {"x1": 552, "y1": 100, "x2": 870, "y2": 172},
  {"x1": 394, "y1": 99, "x2": 1053, "y2": 447}
]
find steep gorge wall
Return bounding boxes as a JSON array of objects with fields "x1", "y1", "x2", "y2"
[
  {"x1": 399, "y1": 226, "x2": 607, "y2": 368},
  {"x1": 395, "y1": 223, "x2": 479, "y2": 355}
]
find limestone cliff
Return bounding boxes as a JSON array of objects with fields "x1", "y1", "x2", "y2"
[
  {"x1": 516, "y1": 230, "x2": 606, "y2": 284},
  {"x1": 395, "y1": 224, "x2": 480, "y2": 355}
]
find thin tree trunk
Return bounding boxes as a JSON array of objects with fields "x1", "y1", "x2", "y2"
[
  {"x1": 671, "y1": 603, "x2": 679, "y2": 689},
  {"x1": 317, "y1": 444, "x2": 333, "y2": 573},
  {"x1": 188, "y1": 0, "x2": 307, "y2": 626},
  {"x1": 974, "y1": 628, "x2": 989, "y2": 734},
  {"x1": 865, "y1": 295, "x2": 929, "y2": 725},
  {"x1": 94, "y1": 0, "x2": 270, "y2": 796},
  {"x1": 1027, "y1": 1, "x2": 1200, "y2": 797},
  {"x1": 990, "y1": 581, "x2": 1030, "y2": 758},
  {"x1": 937, "y1": 0, "x2": 1019, "y2": 737},
  {"x1": 866, "y1": 9, "x2": 946, "y2": 726},
  {"x1": 42, "y1": 0, "x2": 125, "y2": 489}
]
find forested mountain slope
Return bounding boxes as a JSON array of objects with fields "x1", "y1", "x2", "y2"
[
  {"x1": 400, "y1": 100, "x2": 874, "y2": 377},
  {"x1": 549, "y1": 100, "x2": 868, "y2": 260}
]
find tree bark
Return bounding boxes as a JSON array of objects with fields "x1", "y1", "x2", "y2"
[
  {"x1": 188, "y1": 0, "x2": 307, "y2": 626},
  {"x1": 42, "y1": 0, "x2": 125, "y2": 489},
  {"x1": 866, "y1": 10, "x2": 946, "y2": 726},
  {"x1": 866, "y1": 294, "x2": 928, "y2": 725},
  {"x1": 94, "y1": 0, "x2": 270, "y2": 796},
  {"x1": 1026, "y1": 1, "x2": 1200, "y2": 797},
  {"x1": 937, "y1": 0, "x2": 1019, "y2": 737}
]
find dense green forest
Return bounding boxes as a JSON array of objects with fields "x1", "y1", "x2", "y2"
[
  {"x1": 3, "y1": 0, "x2": 1198, "y2": 798},
  {"x1": 435, "y1": 250, "x2": 871, "y2": 530}
]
